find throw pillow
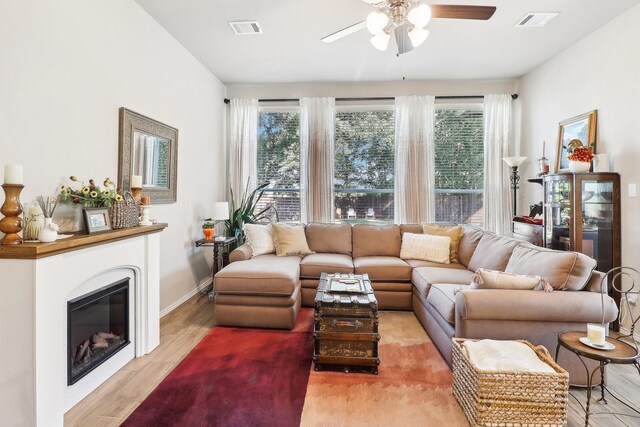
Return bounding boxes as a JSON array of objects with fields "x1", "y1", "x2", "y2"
[
  {"x1": 271, "y1": 223, "x2": 313, "y2": 257},
  {"x1": 423, "y1": 224, "x2": 464, "y2": 263},
  {"x1": 469, "y1": 268, "x2": 552, "y2": 292},
  {"x1": 400, "y1": 233, "x2": 451, "y2": 264},
  {"x1": 243, "y1": 224, "x2": 275, "y2": 257}
]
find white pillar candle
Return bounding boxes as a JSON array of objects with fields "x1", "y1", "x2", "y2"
[
  {"x1": 587, "y1": 324, "x2": 606, "y2": 346},
  {"x1": 4, "y1": 164, "x2": 23, "y2": 185},
  {"x1": 131, "y1": 175, "x2": 143, "y2": 188}
]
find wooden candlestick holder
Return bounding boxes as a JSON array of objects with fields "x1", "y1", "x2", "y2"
[{"x1": 0, "y1": 184, "x2": 24, "y2": 245}]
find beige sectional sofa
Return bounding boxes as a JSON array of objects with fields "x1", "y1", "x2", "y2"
[{"x1": 214, "y1": 222, "x2": 618, "y2": 385}]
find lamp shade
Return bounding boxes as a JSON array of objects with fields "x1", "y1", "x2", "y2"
[
  {"x1": 408, "y1": 27, "x2": 429, "y2": 48},
  {"x1": 502, "y1": 156, "x2": 527, "y2": 167},
  {"x1": 370, "y1": 31, "x2": 390, "y2": 51},
  {"x1": 366, "y1": 12, "x2": 389, "y2": 35},
  {"x1": 407, "y1": 4, "x2": 431, "y2": 28},
  {"x1": 211, "y1": 202, "x2": 229, "y2": 221}
]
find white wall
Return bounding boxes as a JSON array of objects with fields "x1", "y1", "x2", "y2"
[
  {"x1": 0, "y1": 1, "x2": 227, "y2": 313},
  {"x1": 227, "y1": 79, "x2": 516, "y2": 100},
  {"x1": 516, "y1": 4, "x2": 640, "y2": 331}
]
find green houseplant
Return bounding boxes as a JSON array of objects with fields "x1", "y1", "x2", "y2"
[
  {"x1": 202, "y1": 221, "x2": 215, "y2": 240},
  {"x1": 225, "y1": 180, "x2": 277, "y2": 245}
]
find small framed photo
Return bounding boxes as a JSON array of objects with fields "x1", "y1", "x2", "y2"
[
  {"x1": 555, "y1": 110, "x2": 597, "y2": 172},
  {"x1": 83, "y1": 207, "x2": 112, "y2": 234}
]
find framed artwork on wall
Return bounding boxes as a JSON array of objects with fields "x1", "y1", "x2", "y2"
[{"x1": 555, "y1": 110, "x2": 597, "y2": 172}]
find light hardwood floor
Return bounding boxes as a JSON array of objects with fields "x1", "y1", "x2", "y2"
[{"x1": 65, "y1": 296, "x2": 640, "y2": 427}]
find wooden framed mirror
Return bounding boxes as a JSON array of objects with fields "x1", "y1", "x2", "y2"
[{"x1": 118, "y1": 108, "x2": 178, "y2": 203}]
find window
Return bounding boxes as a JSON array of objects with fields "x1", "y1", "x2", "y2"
[
  {"x1": 256, "y1": 109, "x2": 301, "y2": 222},
  {"x1": 334, "y1": 109, "x2": 395, "y2": 223},
  {"x1": 434, "y1": 107, "x2": 484, "y2": 225}
]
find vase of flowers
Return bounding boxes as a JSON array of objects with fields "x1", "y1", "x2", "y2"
[
  {"x1": 567, "y1": 140, "x2": 594, "y2": 173},
  {"x1": 58, "y1": 176, "x2": 124, "y2": 207}
]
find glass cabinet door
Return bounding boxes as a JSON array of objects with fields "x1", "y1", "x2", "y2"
[
  {"x1": 580, "y1": 179, "x2": 614, "y2": 272},
  {"x1": 545, "y1": 178, "x2": 571, "y2": 251}
]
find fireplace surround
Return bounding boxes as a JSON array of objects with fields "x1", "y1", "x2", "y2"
[{"x1": 0, "y1": 224, "x2": 166, "y2": 427}]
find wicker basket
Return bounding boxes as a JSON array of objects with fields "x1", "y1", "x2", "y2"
[
  {"x1": 108, "y1": 191, "x2": 139, "y2": 229},
  {"x1": 452, "y1": 338, "x2": 569, "y2": 427}
]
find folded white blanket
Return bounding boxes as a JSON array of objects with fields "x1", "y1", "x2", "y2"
[{"x1": 463, "y1": 339, "x2": 555, "y2": 373}]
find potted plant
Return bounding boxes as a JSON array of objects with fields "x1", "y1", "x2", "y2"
[
  {"x1": 202, "y1": 220, "x2": 215, "y2": 240},
  {"x1": 224, "y1": 179, "x2": 277, "y2": 246}
]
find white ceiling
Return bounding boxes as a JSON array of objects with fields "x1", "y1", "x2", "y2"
[{"x1": 135, "y1": 0, "x2": 640, "y2": 84}]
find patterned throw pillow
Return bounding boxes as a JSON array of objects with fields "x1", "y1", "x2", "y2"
[
  {"x1": 271, "y1": 223, "x2": 313, "y2": 257},
  {"x1": 400, "y1": 232, "x2": 451, "y2": 264},
  {"x1": 469, "y1": 268, "x2": 552, "y2": 292},
  {"x1": 243, "y1": 224, "x2": 275, "y2": 257}
]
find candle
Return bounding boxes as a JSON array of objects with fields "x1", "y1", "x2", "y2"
[
  {"x1": 4, "y1": 164, "x2": 23, "y2": 185},
  {"x1": 542, "y1": 140, "x2": 546, "y2": 157},
  {"x1": 587, "y1": 324, "x2": 606, "y2": 346},
  {"x1": 131, "y1": 175, "x2": 142, "y2": 188},
  {"x1": 141, "y1": 195, "x2": 150, "y2": 205}
]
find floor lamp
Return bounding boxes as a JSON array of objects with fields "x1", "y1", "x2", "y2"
[{"x1": 502, "y1": 156, "x2": 527, "y2": 216}]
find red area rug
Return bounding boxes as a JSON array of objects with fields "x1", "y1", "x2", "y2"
[{"x1": 122, "y1": 308, "x2": 314, "y2": 427}]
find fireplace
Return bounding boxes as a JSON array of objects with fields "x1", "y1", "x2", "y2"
[{"x1": 67, "y1": 278, "x2": 130, "y2": 385}]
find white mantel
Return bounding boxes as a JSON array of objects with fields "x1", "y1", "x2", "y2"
[{"x1": 0, "y1": 225, "x2": 166, "y2": 426}]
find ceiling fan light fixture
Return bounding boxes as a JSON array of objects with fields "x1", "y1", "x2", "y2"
[
  {"x1": 408, "y1": 26, "x2": 429, "y2": 48},
  {"x1": 407, "y1": 4, "x2": 431, "y2": 28},
  {"x1": 370, "y1": 30, "x2": 390, "y2": 51},
  {"x1": 366, "y1": 11, "x2": 389, "y2": 35}
]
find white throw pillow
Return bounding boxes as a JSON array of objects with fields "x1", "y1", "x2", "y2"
[
  {"x1": 400, "y1": 233, "x2": 451, "y2": 264},
  {"x1": 469, "y1": 268, "x2": 552, "y2": 292},
  {"x1": 243, "y1": 224, "x2": 275, "y2": 257}
]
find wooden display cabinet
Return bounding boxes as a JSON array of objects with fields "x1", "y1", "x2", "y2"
[{"x1": 543, "y1": 172, "x2": 621, "y2": 323}]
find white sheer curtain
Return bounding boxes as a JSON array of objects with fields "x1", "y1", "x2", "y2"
[
  {"x1": 228, "y1": 98, "x2": 258, "y2": 204},
  {"x1": 483, "y1": 94, "x2": 513, "y2": 234},
  {"x1": 300, "y1": 97, "x2": 335, "y2": 223},
  {"x1": 394, "y1": 95, "x2": 436, "y2": 224}
]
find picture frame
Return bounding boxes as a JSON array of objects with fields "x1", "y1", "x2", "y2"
[
  {"x1": 83, "y1": 207, "x2": 112, "y2": 234},
  {"x1": 555, "y1": 110, "x2": 597, "y2": 172}
]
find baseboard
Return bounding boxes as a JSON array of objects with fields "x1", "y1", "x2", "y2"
[{"x1": 160, "y1": 277, "x2": 213, "y2": 318}]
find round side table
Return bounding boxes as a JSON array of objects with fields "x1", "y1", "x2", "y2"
[{"x1": 555, "y1": 331, "x2": 640, "y2": 427}]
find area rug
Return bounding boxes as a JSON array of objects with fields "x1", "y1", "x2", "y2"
[
  {"x1": 121, "y1": 309, "x2": 315, "y2": 427},
  {"x1": 123, "y1": 309, "x2": 467, "y2": 427},
  {"x1": 299, "y1": 311, "x2": 468, "y2": 426}
]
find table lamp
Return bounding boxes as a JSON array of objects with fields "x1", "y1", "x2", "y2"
[{"x1": 211, "y1": 202, "x2": 229, "y2": 240}]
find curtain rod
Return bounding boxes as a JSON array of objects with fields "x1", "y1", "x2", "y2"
[{"x1": 223, "y1": 94, "x2": 518, "y2": 104}]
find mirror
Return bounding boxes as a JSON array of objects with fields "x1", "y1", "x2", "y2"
[{"x1": 118, "y1": 108, "x2": 178, "y2": 203}]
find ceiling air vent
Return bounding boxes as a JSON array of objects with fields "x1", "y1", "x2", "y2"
[
  {"x1": 515, "y1": 13, "x2": 559, "y2": 27},
  {"x1": 228, "y1": 21, "x2": 263, "y2": 35}
]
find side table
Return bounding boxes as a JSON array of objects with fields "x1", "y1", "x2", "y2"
[
  {"x1": 195, "y1": 236, "x2": 236, "y2": 300},
  {"x1": 555, "y1": 331, "x2": 640, "y2": 427}
]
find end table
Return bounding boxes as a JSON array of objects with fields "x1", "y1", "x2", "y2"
[
  {"x1": 195, "y1": 236, "x2": 236, "y2": 300},
  {"x1": 555, "y1": 330, "x2": 640, "y2": 427}
]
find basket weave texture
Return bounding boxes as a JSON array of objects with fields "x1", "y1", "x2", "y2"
[
  {"x1": 108, "y1": 191, "x2": 139, "y2": 229},
  {"x1": 452, "y1": 338, "x2": 569, "y2": 427}
]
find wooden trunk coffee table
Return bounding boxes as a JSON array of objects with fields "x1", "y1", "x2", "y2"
[{"x1": 313, "y1": 272, "x2": 380, "y2": 374}]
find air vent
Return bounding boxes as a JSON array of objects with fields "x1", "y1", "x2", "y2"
[
  {"x1": 228, "y1": 21, "x2": 263, "y2": 35},
  {"x1": 515, "y1": 12, "x2": 559, "y2": 27}
]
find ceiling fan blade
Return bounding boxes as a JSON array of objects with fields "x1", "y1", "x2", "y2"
[
  {"x1": 361, "y1": 0, "x2": 384, "y2": 4},
  {"x1": 321, "y1": 21, "x2": 366, "y2": 43},
  {"x1": 430, "y1": 5, "x2": 497, "y2": 20}
]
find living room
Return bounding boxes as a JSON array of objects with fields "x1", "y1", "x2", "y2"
[{"x1": 1, "y1": 1, "x2": 639, "y2": 426}]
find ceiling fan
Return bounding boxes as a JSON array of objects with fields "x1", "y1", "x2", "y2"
[{"x1": 321, "y1": 1, "x2": 496, "y2": 55}]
